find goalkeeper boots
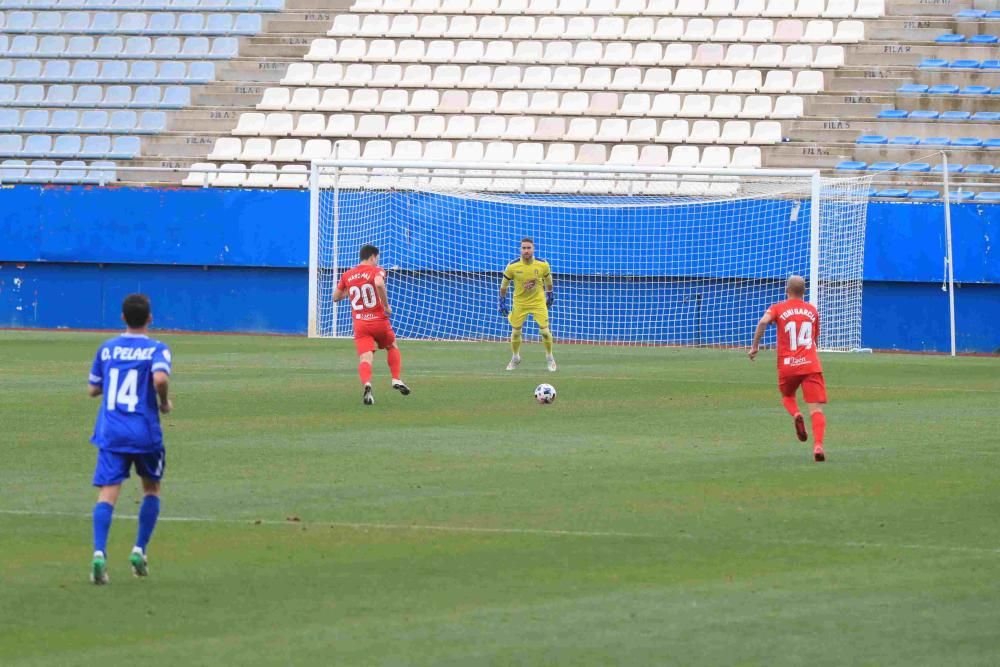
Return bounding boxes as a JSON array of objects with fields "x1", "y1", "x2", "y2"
[
  {"x1": 505, "y1": 355, "x2": 521, "y2": 371},
  {"x1": 814, "y1": 445, "x2": 826, "y2": 462},
  {"x1": 392, "y1": 380, "x2": 411, "y2": 396},
  {"x1": 91, "y1": 551, "x2": 109, "y2": 585},
  {"x1": 794, "y1": 414, "x2": 808, "y2": 442},
  {"x1": 129, "y1": 547, "x2": 149, "y2": 578},
  {"x1": 546, "y1": 355, "x2": 557, "y2": 372},
  {"x1": 363, "y1": 384, "x2": 375, "y2": 405}
]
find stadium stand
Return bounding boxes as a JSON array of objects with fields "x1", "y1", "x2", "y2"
[{"x1": 1, "y1": 0, "x2": 999, "y2": 197}]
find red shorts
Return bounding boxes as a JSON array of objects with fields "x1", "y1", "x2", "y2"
[
  {"x1": 778, "y1": 372, "x2": 827, "y2": 404},
  {"x1": 353, "y1": 320, "x2": 396, "y2": 355}
]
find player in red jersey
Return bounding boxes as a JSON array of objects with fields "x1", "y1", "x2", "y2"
[
  {"x1": 748, "y1": 275, "x2": 827, "y2": 462},
  {"x1": 333, "y1": 244, "x2": 411, "y2": 406}
]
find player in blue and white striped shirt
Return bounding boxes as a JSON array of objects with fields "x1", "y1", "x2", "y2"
[{"x1": 87, "y1": 294, "x2": 173, "y2": 584}]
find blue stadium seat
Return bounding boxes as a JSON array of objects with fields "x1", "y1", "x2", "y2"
[
  {"x1": 962, "y1": 164, "x2": 995, "y2": 174},
  {"x1": 936, "y1": 34, "x2": 965, "y2": 42},
  {"x1": 125, "y1": 36, "x2": 154, "y2": 57},
  {"x1": 90, "y1": 11, "x2": 119, "y2": 32},
  {"x1": 109, "y1": 110, "x2": 138, "y2": 132},
  {"x1": 41, "y1": 60, "x2": 71, "y2": 82},
  {"x1": 0, "y1": 61, "x2": 13, "y2": 80},
  {"x1": 907, "y1": 190, "x2": 940, "y2": 199},
  {"x1": 109, "y1": 135, "x2": 141, "y2": 158},
  {"x1": 137, "y1": 110, "x2": 167, "y2": 133},
  {"x1": 960, "y1": 85, "x2": 992, "y2": 95},
  {"x1": 51, "y1": 135, "x2": 84, "y2": 159},
  {"x1": 44, "y1": 84, "x2": 74, "y2": 106},
  {"x1": 13, "y1": 60, "x2": 42, "y2": 80},
  {"x1": 101, "y1": 85, "x2": 133, "y2": 107},
  {"x1": 983, "y1": 138, "x2": 1000, "y2": 148},
  {"x1": 209, "y1": 37, "x2": 238, "y2": 58},
  {"x1": 835, "y1": 160, "x2": 866, "y2": 171},
  {"x1": 24, "y1": 160, "x2": 58, "y2": 183},
  {"x1": 80, "y1": 110, "x2": 109, "y2": 132},
  {"x1": 981, "y1": 60, "x2": 1000, "y2": 69},
  {"x1": 868, "y1": 162, "x2": 900, "y2": 171},
  {"x1": 50, "y1": 110, "x2": 80, "y2": 132},
  {"x1": 161, "y1": 85, "x2": 191, "y2": 107},
  {"x1": 187, "y1": 61, "x2": 215, "y2": 81},
  {"x1": 899, "y1": 162, "x2": 931, "y2": 172},
  {"x1": 152, "y1": 37, "x2": 181, "y2": 58},
  {"x1": 0, "y1": 85, "x2": 16, "y2": 105},
  {"x1": 97, "y1": 61, "x2": 129, "y2": 83},
  {"x1": 950, "y1": 191, "x2": 975, "y2": 201},
  {"x1": 974, "y1": 112, "x2": 1000, "y2": 121},
  {"x1": 874, "y1": 188, "x2": 908, "y2": 197},
  {"x1": 952, "y1": 137, "x2": 983, "y2": 147},
  {"x1": 94, "y1": 36, "x2": 124, "y2": 58},
  {"x1": 127, "y1": 61, "x2": 158, "y2": 82},
  {"x1": 131, "y1": 85, "x2": 162, "y2": 106},
  {"x1": 155, "y1": 61, "x2": 187, "y2": 82},
  {"x1": 205, "y1": 13, "x2": 234, "y2": 33},
  {"x1": 920, "y1": 137, "x2": 952, "y2": 146},
  {"x1": 897, "y1": 84, "x2": 929, "y2": 94},
  {"x1": 987, "y1": 10, "x2": 1000, "y2": 19},
  {"x1": 1, "y1": 159, "x2": 28, "y2": 182},
  {"x1": 146, "y1": 13, "x2": 176, "y2": 33},
  {"x1": 54, "y1": 160, "x2": 89, "y2": 184},
  {"x1": 69, "y1": 61, "x2": 99, "y2": 82},
  {"x1": 0, "y1": 109, "x2": 20, "y2": 132},
  {"x1": 918, "y1": 58, "x2": 948, "y2": 68},
  {"x1": 22, "y1": 134, "x2": 54, "y2": 158},
  {"x1": 969, "y1": 35, "x2": 999, "y2": 44},
  {"x1": 888, "y1": 136, "x2": 920, "y2": 145},
  {"x1": 973, "y1": 191, "x2": 1000, "y2": 201},
  {"x1": 10, "y1": 35, "x2": 39, "y2": 57},
  {"x1": 259, "y1": 0, "x2": 285, "y2": 11},
  {"x1": 35, "y1": 13, "x2": 63, "y2": 32},
  {"x1": 993, "y1": 87, "x2": 1000, "y2": 95},
  {"x1": 931, "y1": 163, "x2": 963, "y2": 173},
  {"x1": 81, "y1": 135, "x2": 112, "y2": 158},
  {"x1": 72, "y1": 85, "x2": 103, "y2": 107},
  {"x1": 21, "y1": 109, "x2": 49, "y2": 132},
  {"x1": 233, "y1": 13, "x2": 261, "y2": 34},
  {"x1": 6, "y1": 12, "x2": 34, "y2": 32},
  {"x1": 955, "y1": 9, "x2": 986, "y2": 18},
  {"x1": 928, "y1": 85, "x2": 960, "y2": 94},
  {"x1": 63, "y1": 11, "x2": 92, "y2": 33},
  {"x1": 950, "y1": 59, "x2": 981, "y2": 69},
  {"x1": 181, "y1": 36, "x2": 211, "y2": 57},
  {"x1": 877, "y1": 109, "x2": 908, "y2": 119},
  {"x1": 856, "y1": 135, "x2": 888, "y2": 144},
  {"x1": 15, "y1": 84, "x2": 45, "y2": 106},
  {"x1": 0, "y1": 134, "x2": 24, "y2": 155},
  {"x1": 940, "y1": 111, "x2": 972, "y2": 121},
  {"x1": 908, "y1": 110, "x2": 939, "y2": 120},
  {"x1": 66, "y1": 36, "x2": 95, "y2": 58},
  {"x1": 177, "y1": 13, "x2": 207, "y2": 33}
]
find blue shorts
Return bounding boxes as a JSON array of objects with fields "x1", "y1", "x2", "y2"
[{"x1": 92, "y1": 449, "x2": 166, "y2": 487}]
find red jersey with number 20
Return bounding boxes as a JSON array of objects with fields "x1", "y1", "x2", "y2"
[
  {"x1": 337, "y1": 264, "x2": 389, "y2": 325},
  {"x1": 767, "y1": 298, "x2": 822, "y2": 378}
]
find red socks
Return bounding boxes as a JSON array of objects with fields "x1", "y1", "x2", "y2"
[
  {"x1": 781, "y1": 396, "x2": 800, "y2": 417},
  {"x1": 811, "y1": 412, "x2": 826, "y2": 445},
  {"x1": 358, "y1": 360, "x2": 372, "y2": 385},
  {"x1": 387, "y1": 347, "x2": 402, "y2": 380}
]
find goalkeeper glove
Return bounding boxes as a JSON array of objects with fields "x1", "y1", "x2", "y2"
[
  {"x1": 546, "y1": 291, "x2": 554, "y2": 308},
  {"x1": 498, "y1": 297, "x2": 508, "y2": 316}
]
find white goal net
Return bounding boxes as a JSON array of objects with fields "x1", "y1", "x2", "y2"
[{"x1": 309, "y1": 162, "x2": 872, "y2": 351}]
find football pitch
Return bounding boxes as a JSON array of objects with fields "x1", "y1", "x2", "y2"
[{"x1": 1, "y1": 330, "x2": 998, "y2": 666}]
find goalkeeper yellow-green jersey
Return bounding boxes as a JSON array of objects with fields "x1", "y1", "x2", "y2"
[{"x1": 502, "y1": 258, "x2": 553, "y2": 309}]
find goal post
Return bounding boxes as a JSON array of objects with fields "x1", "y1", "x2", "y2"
[{"x1": 308, "y1": 160, "x2": 871, "y2": 352}]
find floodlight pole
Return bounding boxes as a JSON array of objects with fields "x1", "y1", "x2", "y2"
[{"x1": 941, "y1": 153, "x2": 957, "y2": 357}]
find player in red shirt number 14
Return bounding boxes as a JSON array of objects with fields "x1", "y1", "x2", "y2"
[
  {"x1": 748, "y1": 275, "x2": 827, "y2": 462},
  {"x1": 333, "y1": 244, "x2": 411, "y2": 406}
]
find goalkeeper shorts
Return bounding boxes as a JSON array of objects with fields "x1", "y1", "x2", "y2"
[{"x1": 508, "y1": 305, "x2": 549, "y2": 331}]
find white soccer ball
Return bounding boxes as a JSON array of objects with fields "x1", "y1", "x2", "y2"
[{"x1": 534, "y1": 383, "x2": 557, "y2": 404}]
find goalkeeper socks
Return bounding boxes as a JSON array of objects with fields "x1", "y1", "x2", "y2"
[
  {"x1": 93, "y1": 501, "x2": 114, "y2": 554},
  {"x1": 540, "y1": 328, "x2": 553, "y2": 355},
  {"x1": 511, "y1": 329, "x2": 523, "y2": 355},
  {"x1": 811, "y1": 412, "x2": 826, "y2": 445},
  {"x1": 387, "y1": 347, "x2": 402, "y2": 381},
  {"x1": 781, "y1": 396, "x2": 800, "y2": 417},
  {"x1": 135, "y1": 495, "x2": 160, "y2": 552},
  {"x1": 358, "y1": 360, "x2": 372, "y2": 385}
]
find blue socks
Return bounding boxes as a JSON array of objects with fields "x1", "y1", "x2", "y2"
[
  {"x1": 135, "y1": 495, "x2": 160, "y2": 552},
  {"x1": 92, "y1": 501, "x2": 114, "y2": 554}
]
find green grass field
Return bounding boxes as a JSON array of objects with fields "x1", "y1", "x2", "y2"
[{"x1": 1, "y1": 330, "x2": 998, "y2": 666}]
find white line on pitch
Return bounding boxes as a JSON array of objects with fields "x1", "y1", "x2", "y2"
[{"x1": 2, "y1": 509, "x2": 999, "y2": 555}]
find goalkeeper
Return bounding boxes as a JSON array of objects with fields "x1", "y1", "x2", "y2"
[{"x1": 498, "y1": 237, "x2": 556, "y2": 372}]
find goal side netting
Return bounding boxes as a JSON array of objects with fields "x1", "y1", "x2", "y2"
[{"x1": 308, "y1": 162, "x2": 871, "y2": 352}]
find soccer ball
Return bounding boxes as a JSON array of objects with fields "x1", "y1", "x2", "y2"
[{"x1": 534, "y1": 383, "x2": 557, "y2": 404}]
